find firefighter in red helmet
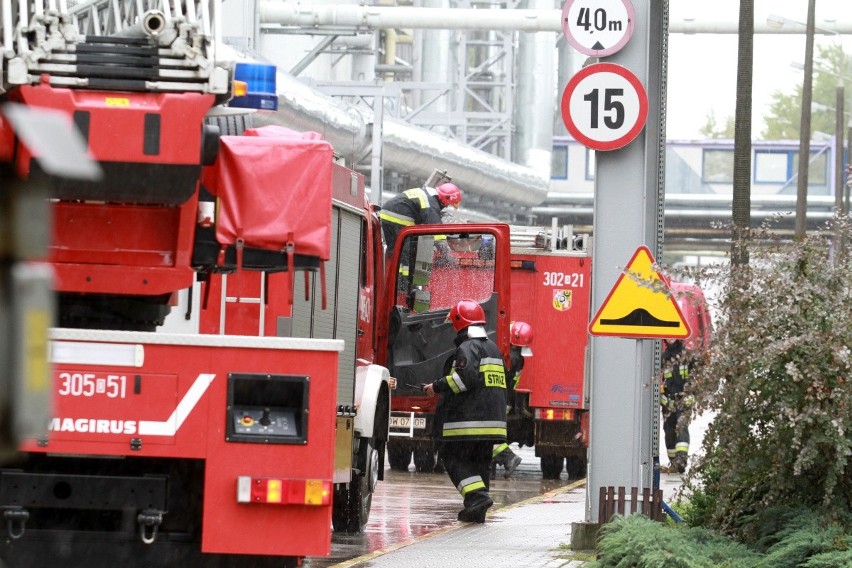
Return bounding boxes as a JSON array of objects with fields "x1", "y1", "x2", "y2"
[
  {"x1": 435, "y1": 182, "x2": 462, "y2": 208},
  {"x1": 491, "y1": 321, "x2": 533, "y2": 478},
  {"x1": 423, "y1": 299, "x2": 507, "y2": 523},
  {"x1": 378, "y1": 181, "x2": 462, "y2": 257}
]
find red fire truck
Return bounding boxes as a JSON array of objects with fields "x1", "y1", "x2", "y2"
[
  {"x1": 0, "y1": 2, "x2": 400, "y2": 566},
  {"x1": 384, "y1": 225, "x2": 593, "y2": 479},
  {"x1": 505, "y1": 227, "x2": 592, "y2": 479}
]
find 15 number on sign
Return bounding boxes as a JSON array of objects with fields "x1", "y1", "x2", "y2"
[{"x1": 583, "y1": 88, "x2": 624, "y2": 129}]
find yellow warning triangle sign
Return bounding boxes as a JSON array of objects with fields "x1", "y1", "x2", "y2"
[{"x1": 589, "y1": 246, "x2": 691, "y2": 339}]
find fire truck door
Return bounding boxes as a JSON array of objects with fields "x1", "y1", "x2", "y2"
[{"x1": 384, "y1": 229, "x2": 501, "y2": 391}]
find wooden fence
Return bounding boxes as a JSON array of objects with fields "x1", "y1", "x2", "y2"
[{"x1": 598, "y1": 486, "x2": 664, "y2": 522}]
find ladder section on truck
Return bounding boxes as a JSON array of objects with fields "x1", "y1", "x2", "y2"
[
  {"x1": 509, "y1": 224, "x2": 590, "y2": 254},
  {"x1": 1, "y1": 0, "x2": 228, "y2": 94}
]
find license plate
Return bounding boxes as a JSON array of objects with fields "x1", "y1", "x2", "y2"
[{"x1": 390, "y1": 415, "x2": 426, "y2": 429}]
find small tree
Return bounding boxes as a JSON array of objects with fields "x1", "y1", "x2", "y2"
[
  {"x1": 763, "y1": 43, "x2": 852, "y2": 140},
  {"x1": 700, "y1": 111, "x2": 736, "y2": 139},
  {"x1": 682, "y1": 216, "x2": 852, "y2": 539}
]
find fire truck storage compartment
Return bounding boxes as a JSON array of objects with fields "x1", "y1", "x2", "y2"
[
  {"x1": 200, "y1": 126, "x2": 333, "y2": 263},
  {"x1": 292, "y1": 204, "x2": 362, "y2": 408},
  {"x1": 226, "y1": 373, "x2": 309, "y2": 444}
]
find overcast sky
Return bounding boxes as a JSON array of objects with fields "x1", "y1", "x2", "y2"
[{"x1": 666, "y1": 0, "x2": 851, "y2": 140}]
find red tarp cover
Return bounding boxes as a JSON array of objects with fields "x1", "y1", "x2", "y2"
[{"x1": 202, "y1": 126, "x2": 333, "y2": 260}]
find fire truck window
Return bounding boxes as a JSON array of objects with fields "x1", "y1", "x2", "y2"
[
  {"x1": 446, "y1": 235, "x2": 482, "y2": 253},
  {"x1": 394, "y1": 232, "x2": 495, "y2": 313}
]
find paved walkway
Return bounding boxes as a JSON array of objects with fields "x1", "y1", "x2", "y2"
[
  {"x1": 331, "y1": 469, "x2": 686, "y2": 568},
  {"x1": 331, "y1": 479, "x2": 588, "y2": 568}
]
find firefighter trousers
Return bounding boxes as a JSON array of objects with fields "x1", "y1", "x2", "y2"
[
  {"x1": 440, "y1": 440, "x2": 493, "y2": 508},
  {"x1": 663, "y1": 410, "x2": 690, "y2": 458}
]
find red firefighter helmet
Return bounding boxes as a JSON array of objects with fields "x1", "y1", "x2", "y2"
[
  {"x1": 436, "y1": 183, "x2": 462, "y2": 209},
  {"x1": 509, "y1": 321, "x2": 533, "y2": 347},
  {"x1": 510, "y1": 321, "x2": 534, "y2": 356},
  {"x1": 447, "y1": 299, "x2": 486, "y2": 332}
]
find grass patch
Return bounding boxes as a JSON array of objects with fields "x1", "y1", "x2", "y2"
[{"x1": 554, "y1": 542, "x2": 596, "y2": 563}]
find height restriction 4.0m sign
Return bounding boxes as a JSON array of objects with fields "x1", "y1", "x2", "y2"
[
  {"x1": 561, "y1": 62, "x2": 648, "y2": 152},
  {"x1": 562, "y1": 0, "x2": 635, "y2": 57}
]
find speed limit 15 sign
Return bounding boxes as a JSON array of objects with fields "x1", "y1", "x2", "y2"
[{"x1": 560, "y1": 62, "x2": 648, "y2": 152}]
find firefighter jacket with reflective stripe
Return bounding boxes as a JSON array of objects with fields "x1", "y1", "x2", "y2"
[
  {"x1": 661, "y1": 340, "x2": 695, "y2": 413},
  {"x1": 661, "y1": 340, "x2": 691, "y2": 397},
  {"x1": 378, "y1": 187, "x2": 443, "y2": 228},
  {"x1": 433, "y1": 327, "x2": 508, "y2": 442}
]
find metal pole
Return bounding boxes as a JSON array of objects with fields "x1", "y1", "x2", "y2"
[
  {"x1": 847, "y1": 120, "x2": 852, "y2": 216},
  {"x1": 836, "y1": 83, "x2": 845, "y2": 257},
  {"x1": 835, "y1": 84, "x2": 845, "y2": 212},
  {"x1": 731, "y1": 0, "x2": 753, "y2": 265},
  {"x1": 371, "y1": 90, "x2": 384, "y2": 206},
  {"x1": 795, "y1": 0, "x2": 816, "y2": 240}
]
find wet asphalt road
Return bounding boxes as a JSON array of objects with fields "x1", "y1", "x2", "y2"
[{"x1": 304, "y1": 445, "x2": 575, "y2": 567}]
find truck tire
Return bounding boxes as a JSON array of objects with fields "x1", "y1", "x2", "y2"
[
  {"x1": 413, "y1": 442, "x2": 436, "y2": 473},
  {"x1": 540, "y1": 455, "x2": 564, "y2": 479},
  {"x1": 565, "y1": 456, "x2": 587, "y2": 479},
  {"x1": 206, "y1": 112, "x2": 254, "y2": 136},
  {"x1": 332, "y1": 437, "x2": 379, "y2": 532},
  {"x1": 386, "y1": 439, "x2": 412, "y2": 471}
]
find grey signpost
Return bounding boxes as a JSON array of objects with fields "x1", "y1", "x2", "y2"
[{"x1": 562, "y1": 0, "x2": 668, "y2": 527}]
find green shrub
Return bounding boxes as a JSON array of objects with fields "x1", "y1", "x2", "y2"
[
  {"x1": 591, "y1": 506, "x2": 852, "y2": 567},
  {"x1": 598, "y1": 219, "x2": 852, "y2": 565},
  {"x1": 676, "y1": 217, "x2": 852, "y2": 538},
  {"x1": 590, "y1": 514, "x2": 759, "y2": 567},
  {"x1": 678, "y1": 457, "x2": 719, "y2": 528},
  {"x1": 744, "y1": 507, "x2": 852, "y2": 568}
]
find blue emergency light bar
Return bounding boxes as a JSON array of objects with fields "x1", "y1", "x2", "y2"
[{"x1": 229, "y1": 62, "x2": 278, "y2": 111}]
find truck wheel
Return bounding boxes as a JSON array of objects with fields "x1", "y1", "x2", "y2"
[
  {"x1": 332, "y1": 437, "x2": 379, "y2": 532},
  {"x1": 207, "y1": 112, "x2": 254, "y2": 136},
  {"x1": 413, "y1": 443, "x2": 436, "y2": 472},
  {"x1": 540, "y1": 455, "x2": 564, "y2": 479},
  {"x1": 565, "y1": 456, "x2": 587, "y2": 479},
  {"x1": 387, "y1": 440, "x2": 412, "y2": 471}
]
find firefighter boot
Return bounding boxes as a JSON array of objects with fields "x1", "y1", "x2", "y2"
[
  {"x1": 503, "y1": 450, "x2": 522, "y2": 478},
  {"x1": 457, "y1": 493, "x2": 493, "y2": 523},
  {"x1": 491, "y1": 444, "x2": 509, "y2": 479},
  {"x1": 672, "y1": 452, "x2": 688, "y2": 474}
]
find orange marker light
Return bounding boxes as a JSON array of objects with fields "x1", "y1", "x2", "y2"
[
  {"x1": 233, "y1": 80, "x2": 248, "y2": 97},
  {"x1": 534, "y1": 408, "x2": 576, "y2": 421},
  {"x1": 304, "y1": 480, "x2": 331, "y2": 505}
]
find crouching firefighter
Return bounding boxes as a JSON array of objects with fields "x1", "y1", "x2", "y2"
[
  {"x1": 424, "y1": 299, "x2": 507, "y2": 523},
  {"x1": 492, "y1": 320, "x2": 534, "y2": 478}
]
